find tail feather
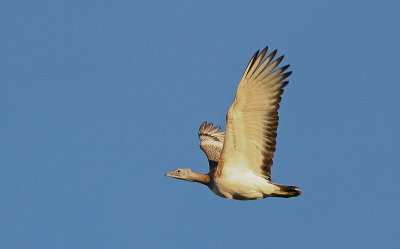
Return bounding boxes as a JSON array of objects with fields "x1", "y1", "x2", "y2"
[{"x1": 269, "y1": 184, "x2": 302, "y2": 198}]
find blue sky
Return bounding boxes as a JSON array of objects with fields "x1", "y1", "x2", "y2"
[{"x1": 1, "y1": 1, "x2": 399, "y2": 248}]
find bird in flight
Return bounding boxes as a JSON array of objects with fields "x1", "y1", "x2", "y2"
[{"x1": 165, "y1": 47, "x2": 302, "y2": 200}]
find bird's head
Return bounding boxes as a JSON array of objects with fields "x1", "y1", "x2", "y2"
[{"x1": 164, "y1": 168, "x2": 193, "y2": 181}]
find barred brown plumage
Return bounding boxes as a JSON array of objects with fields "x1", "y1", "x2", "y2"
[{"x1": 198, "y1": 122, "x2": 224, "y2": 172}]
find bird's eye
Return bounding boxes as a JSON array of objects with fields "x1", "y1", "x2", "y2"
[{"x1": 177, "y1": 169, "x2": 181, "y2": 173}]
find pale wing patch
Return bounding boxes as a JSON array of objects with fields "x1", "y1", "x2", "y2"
[{"x1": 218, "y1": 47, "x2": 291, "y2": 181}]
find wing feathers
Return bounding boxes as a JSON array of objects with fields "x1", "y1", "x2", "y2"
[
  {"x1": 218, "y1": 47, "x2": 291, "y2": 180},
  {"x1": 247, "y1": 47, "x2": 268, "y2": 77},
  {"x1": 253, "y1": 49, "x2": 277, "y2": 79},
  {"x1": 198, "y1": 122, "x2": 225, "y2": 171},
  {"x1": 241, "y1": 50, "x2": 260, "y2": 81}
]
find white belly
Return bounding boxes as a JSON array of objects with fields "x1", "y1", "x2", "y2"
[{"x1": 211, "y1": 169, "x2": 278, "y2": 200}]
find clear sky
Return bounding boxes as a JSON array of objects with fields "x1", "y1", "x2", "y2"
[{"x1": 1, "y1": 1, "x2": 399, "y2": 248}]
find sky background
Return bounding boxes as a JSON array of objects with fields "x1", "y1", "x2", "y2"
[{"x1": 1, "y1": 1, "x2": 399, "y2": 248}]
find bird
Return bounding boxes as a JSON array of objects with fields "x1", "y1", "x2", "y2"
[{"x1": 165, "y1": 46, "x2": 302, "y2": 200}]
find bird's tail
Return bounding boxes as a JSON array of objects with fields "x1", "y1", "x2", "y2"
[{"x1": 269, "y1": 183, "x2": 302, "y2": 198}]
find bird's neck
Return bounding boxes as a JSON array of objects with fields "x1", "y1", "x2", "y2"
[{"x1": 189, "y1": 171, "x2": 210, "y2": 185}]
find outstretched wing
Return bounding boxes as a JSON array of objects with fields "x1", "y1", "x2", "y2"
[
  {"x1": 198, "y1": 122, "x2": 225, "y2": 172},
  {"x1": 217, "y1": 47, "x2": 291, "y2": 181}
]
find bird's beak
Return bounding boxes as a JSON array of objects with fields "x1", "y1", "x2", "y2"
[
  {"x1": 164, "y1": 171, "x2": 173, "y2": 177},
  {"x1": 164, "y1": 170, "x2": 181, "y2": 179}
]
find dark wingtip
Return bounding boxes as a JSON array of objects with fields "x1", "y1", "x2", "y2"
[
  {"x1": 252, "y1": 50, "x2": 260, "y2": 60},
  {"x1": 275, "y1": 55, "x2": 284, "y2": 64},
  {"x1": 259, "y1": 47, "x2": 268, "y2": 57},
  {"x1": 199, "y1": 121, "x2": 208, "y2": 133},
  {"x1": 281, "y1": 81, "x2": 289, "y2": 88},
  {"x1": 280, "y1": 64, "x2": 290, "y2": 72},
  {"x1": 280, "y1": 71, "x2": 292, "y2": 82}
]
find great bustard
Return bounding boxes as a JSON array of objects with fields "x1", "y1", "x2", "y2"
[{"x1": 165, "y1": 47, "x2": 301, "y2": 200}]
